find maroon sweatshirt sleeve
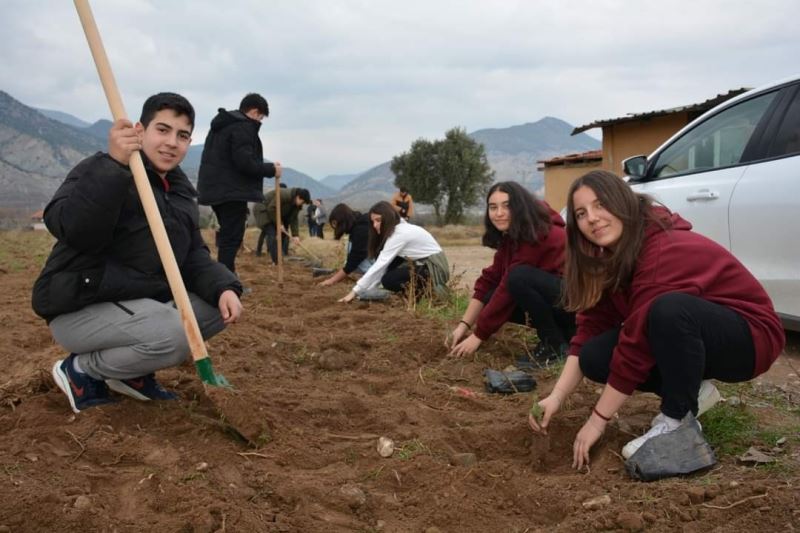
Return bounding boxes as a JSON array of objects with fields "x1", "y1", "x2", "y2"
[{"x1": 472, "y1": 246, "x2": 504, "y2": 304}]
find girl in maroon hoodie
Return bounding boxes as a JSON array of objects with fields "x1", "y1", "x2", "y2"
[
  {"x1": 448, "y1": 181, "x2": 574, "y2": 360},
  {"x1": 529, "y1": 170, "x2": 784, "y2": 471}
]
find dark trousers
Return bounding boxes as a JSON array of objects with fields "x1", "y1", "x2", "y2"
[
  {"x1": 578, "y1": 292, "x2": 756, "y2": 419},
  {"x1": 381, "y1": 257, "x2": 429, "y2": 293},
  {"x1": 257, "y1": 223, "x2": 289, "y2": 264},
  {"x1": 484, "y1": 265, "x2": 575, "y2": 348},
  {"x1": 212, "y1": 201, "x2": 248, "y2": 273}
]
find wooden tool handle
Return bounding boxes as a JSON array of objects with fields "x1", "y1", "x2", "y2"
[
  {"x1": 275, "y1": 175, "x2": 283, "y2": 284},
  {"x1": 74, "y1": 0, "x2": 208, "y2": 362}
]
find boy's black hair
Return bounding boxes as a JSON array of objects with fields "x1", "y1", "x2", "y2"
[
  {"x1": 239, "y1": 93, "x2": 269, "y2": 116},
  {"x1": 140, "y1": 92, "x2": 195, "y2": 130},
  {"x1": 296, "y1": 188, "x2": 311, "y2": 204}
]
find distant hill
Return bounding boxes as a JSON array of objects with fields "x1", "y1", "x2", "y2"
[
  {"x1": 0, "y1": 91, "x2": 105, "y2": 209},
  {"x1": 331, "y1": 117, "x2": 601, "y2": 210},
  {"x1": 83, "y1": 119, "x2": 114, "y2": 140},
  {"x1": 36, "y1": 108, "x2": 91, "y2": 129},
  {"x1": 320, "y1": 173, "x2": 359, "y2": 191},
  {"x1": 0, "y1": 94, "x2": 600, "y2": 214},
  {"x1": 329, "y1": 162, "x2": 395, "y2": 210}
]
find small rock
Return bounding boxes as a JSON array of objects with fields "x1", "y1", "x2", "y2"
[
  {"x1": 73, "y1": 495, "x2": 91, "y2": 510},
  {"x1": 616, "y1": 512, "x2": 645, "y2": 532},
  {"x1": 728, "y1": 397, "x2": 742, "y2": 407},
  {"x1": 729, "y1": 480, "x2": 740, "y2": 488},
  {"x1": 195, "y1": 462, "x2": 209, "y2": 472},
  {"x1": 737, "y1": 447, "x2": 775, "y2": 464},
  {"x1": 375, "y1": 520, "x2": 386, "y2": 531},
  {"x1": 339, "y1": 484, "x2": 366, "y2": 510},
  {"x1": 24, "y1": 454, "x2": 38, "y2": 463},
  {"x1": 376, "y1": 437, "x2": 395, "y2": 458},
  {"x1": 449, "y1": 453, "x2": 477, "y2": 467},
  {"x1": 687, "y1": 486, "x2": 705, "y2": 504},
  {"x1": 582, "y1": 494, "x2": 611, "y2": 510},
  {"x1": 776, "y1": 437, "x2": 787, "y2": 446}
]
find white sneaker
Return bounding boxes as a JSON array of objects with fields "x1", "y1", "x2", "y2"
[
  {"x1": 622, "y1": 413, "x2": 683, "y2": 459},
  {"x1": 697, "y1": 380, "x2": 721, "y2": 417},
  {"x1": 650, "y1": 380, "x2": 721, "y2": 426}
]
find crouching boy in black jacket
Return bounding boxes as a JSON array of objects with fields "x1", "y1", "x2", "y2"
[{"x1": 32, "y1": 93, "x2": 243, "y2": 413}]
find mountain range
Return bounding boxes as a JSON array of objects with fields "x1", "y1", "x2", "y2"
[{"x1": 1, "y1": 90, "x2": 599, "y2": 212}]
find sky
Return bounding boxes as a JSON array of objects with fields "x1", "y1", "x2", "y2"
[{"x1": 2, "y1": 0, "x2": 799, "y2": 179}]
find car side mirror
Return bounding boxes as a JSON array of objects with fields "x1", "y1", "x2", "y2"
[{"x1": 622, "y1": 155, "x2": 647, "y2": 179}]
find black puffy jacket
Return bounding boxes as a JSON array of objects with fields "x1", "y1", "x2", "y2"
[
  {"x1": 32, "y1": 153, "x2": 241, "y2": 321},
  {"x1": 197, "y1": 109, "x2": 276, "y2": 205}
]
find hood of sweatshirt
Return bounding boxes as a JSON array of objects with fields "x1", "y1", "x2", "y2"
[
  {"x1": 208, "y1": 109, "x2": 260, "y2": 132},
  {"x1": 645, "y1": 205, "x2": 692, "y2": 238}
]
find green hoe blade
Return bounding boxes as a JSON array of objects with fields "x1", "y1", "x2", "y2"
[{"x1": 195, "y1": 357, "x2": 232, "y2": 388}]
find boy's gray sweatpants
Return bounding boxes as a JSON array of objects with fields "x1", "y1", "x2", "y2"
[{"x1": 49, "y1": 294, "x2": 225, "y2": 380}]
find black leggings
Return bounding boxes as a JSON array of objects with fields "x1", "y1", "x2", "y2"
[
  {"x1": 484, "y1": 265, "x2": 575, "y2": 348},
  {"x1": 381, "y1": 257, "x2": 430, "y2": 293},
  {"x1": 579, "y1": 292, "x2": 755, "y2": 419}
]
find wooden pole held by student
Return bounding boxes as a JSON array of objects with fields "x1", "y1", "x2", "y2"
[{"x1": 275, "y1": 174, "x2": 283, "y2": 285}]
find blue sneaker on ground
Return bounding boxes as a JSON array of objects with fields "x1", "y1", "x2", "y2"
[
  {"x1": 52, "y1": 354, "x2": 117, "y2": 414},
  {"x1": 106, "y1": 374, "x2": 177, "y2": 401}
]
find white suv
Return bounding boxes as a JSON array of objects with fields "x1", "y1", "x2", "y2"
[{"x1": 623, "y1": 74, "x2": 800, "y2": 330}]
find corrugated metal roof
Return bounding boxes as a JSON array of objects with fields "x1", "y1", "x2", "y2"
[
  {"x1": 571, "y1": 88, "x2": 750, "y2": 135},
  {"x1": 538, "y1": 149, "x2": 602, "y2": 166}
]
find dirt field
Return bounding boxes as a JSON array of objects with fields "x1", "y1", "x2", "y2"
[{"x1": 1, "y1": 228, "x2": 799, "y2": 532}]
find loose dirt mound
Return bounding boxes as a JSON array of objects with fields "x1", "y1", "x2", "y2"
[{"x1": 0, "y1": 230, "x2": 798, "y2": 532}]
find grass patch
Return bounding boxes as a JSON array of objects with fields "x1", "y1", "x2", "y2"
[
  {"x1": 397, "y1": 439, "x2": 428, "y2": 461},
  {"x1": 701, "y1": 402, "x2": 800, "y2": 459}
]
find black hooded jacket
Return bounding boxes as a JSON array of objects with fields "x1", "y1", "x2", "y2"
[
  {"x1": 32, "y1": 152, "x2": 242, "y2": 321},
  {"x1": 197, "y1": 109, "x2": 277, "y2": 205}
]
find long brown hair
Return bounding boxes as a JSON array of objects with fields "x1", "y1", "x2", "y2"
[
  {"x1": 482, "y1": 181, "x2": 552, "y2": 249},
  {"x1": 562, "y1": 170, "x2": 664, "y2": 311},
  {"x1": 328, "y1": 203, "x2": 360, "y2": 240},
  {"x1": 367, "y1": 201, "x2": 401, "y2": 258}
]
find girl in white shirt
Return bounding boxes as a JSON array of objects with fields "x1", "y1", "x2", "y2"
[{"x1": 339, "y1": 201, "x2": 449, "y2": 302}]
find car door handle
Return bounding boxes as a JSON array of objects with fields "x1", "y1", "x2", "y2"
[{"x1": 686, "y1": 190, "x2": 720, "y2": 201}]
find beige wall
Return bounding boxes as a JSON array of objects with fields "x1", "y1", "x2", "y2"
[
  {"x1": 543, "y1": 161, "x2": 603, "y2": 212},
  {"x1": 602, "y1": 112, "x2": 688, "y2": 174}
]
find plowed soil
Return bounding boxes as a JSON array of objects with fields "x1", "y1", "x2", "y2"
[{"x1": 1, "y1": 229, "x2": 798, "y2": 532}]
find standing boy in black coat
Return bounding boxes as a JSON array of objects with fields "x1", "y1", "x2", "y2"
[
  {"x1": 33, "y1": 93, "x2": 243, "y2": 413},
  {"x1": 197, "y1": 93, "x2": 282, "y2": 273}
]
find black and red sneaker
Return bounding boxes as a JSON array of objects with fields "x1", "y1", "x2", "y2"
[{"x1": 52, "y1": 354, "x2": 117, "y2": 414}]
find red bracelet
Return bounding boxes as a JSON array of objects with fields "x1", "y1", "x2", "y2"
[{"x1": 592, "y1": 407, "x2": 612, "y2": 422}]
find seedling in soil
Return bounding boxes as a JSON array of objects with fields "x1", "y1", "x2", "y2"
[{"x1": 529, "y1": 393, "x2": 543, "y2": 424}]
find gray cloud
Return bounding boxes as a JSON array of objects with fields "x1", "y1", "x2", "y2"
[{"x1": 2, "y1": 0, "x2": 798, "y2": 177}]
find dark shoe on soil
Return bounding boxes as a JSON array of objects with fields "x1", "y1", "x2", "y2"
[
  {"x1": 483, "y1": 369, "x2": 537, "y2": 394},
  {"x1": 625, "y1": 413, "x2": 716, "y2": 481},
  {"x1": 52, "y1": 354, "x2": 116, "y2": 414},
  {"x1": 532, "y1": 342, "x2": 568, "y2": 364},
  {"x1": 106, "y1": 374, "x2": 177, "y2": 401},
  {"x1": 312, "y1": 267, "x2": 336, "y2": 277}
]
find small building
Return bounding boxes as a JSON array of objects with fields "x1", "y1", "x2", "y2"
[
  {"x1": 571, "y1": 88, "x2": 749, "y2": 176},
  {"x1": 540, "y1": 88, "x2": 751, "y2": 211},
  {"x1": 538, "y1": 150, "x2": 602, "y2": 211}
]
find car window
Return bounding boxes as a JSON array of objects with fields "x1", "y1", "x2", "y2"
[
  {"x1": 651, "y1": 91, "x2": 777, "y2": 178},
  {"x1": 767, "y1": 87, "x2": 800, "y2": 158}
]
